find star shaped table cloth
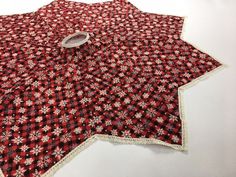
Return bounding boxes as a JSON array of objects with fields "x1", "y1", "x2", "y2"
[{"x1": 0, "y1": 0, "x2": 222, "y2": 176}]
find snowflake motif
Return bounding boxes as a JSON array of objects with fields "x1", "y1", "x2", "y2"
[
  {"x1": 37, "y1": 155, "x2": 51, "y2": 169},
  {"x1": 114, "y1": 102, "x2": 121, "y2": 107},
  {"x1": 14, "y1": 166, "x2": 26, "y2": 177},
  {"x1": 42, "y1": 135, "x2": 50, "y2": 142},
  {"x1": 156, "y1": 117, "x2": 164, "y2": 123},
  {"x1": 3, "y1": 116, "x2": 15, "y2": 125},
  {"x1": 11, "y1": 125, "x2": 19, "y2": 132},
  {"x1": 17, "y1": 116, "x2": 27, "y2": 124},
  {"x1": 59, "y1": 100, "x2": 67, "y2": 107},
  {"x1": 111, "y1": 129, "x2": 118, "y2": 136},
  {"x1": 25, "y1": 100, "x2": 33, "y2": 106},
  {"x1": 13, "y1": 97, "x2": 22, "y2": 106},
  {"x1": 133, "y1": 124, "x2": 144, "y2": 134},
  {"x1": 157, "y1": 128, "x2": 164, "y2": 135},
  {"x1": 117, "y1": 111, "x2": 127, "y2": 119},
  {"x1": 104, "y1": 104, "x2": 112, "y2": 111},
  {"x1": 77, "y1": 90, "x2": 83, "y2": 96},
  {"x1": 60, "y1": 133, "x2": 72, "y2": 143},
  {"x1": 59, "y1": 114, "x2": 69, "y2": 123},
  {"x1": 12, "y1": 136, "x2": 24, "y2": 145},
  {"x1": 124, "y1": 98, "x2": 131, "y2": 104},
  {"x1": 35, "y1": 116, "x2": 43, "y2": 122},
  {"x1": 54, "y1": 108, "x2": 61, "y2": 115},
  {"x1": 42, "y1": 125, "x2": 50, "y2": 132},
  {"x1": 14, "y1": 155, "x2": 22, "y2": 164},
  {"x1": 146, "y1": 108, "x2": 157, "y2": 117},
  {"x1": 169, "y1": 115, "x2": 178, "y2": 122},
  {"x1": 172, "y1": 135, "x2": 180, "y2": 143},
  {"x1": 45, "y1": 89, "x2": 53, "y2": 96},
  {"x1": 20, "y1": 145, "x2": 29, "y2": 152},
  {"x1": 31, "y1": 145, "x2": 43, "y2": 156},
  {"x1": 122, "y1": 130, "x2": 131, "y2": 138},
  {"x1": 99, "y1": 90, "x2": 107, "y2": 95},
  {"x1": 24, "y1": 158, "x2": 33, "y2": 166},
  {"x1": 74, "y1": 127, "x2": 82, "y2": 134},
  {"x1": 52, "y1": 127, "x2": 63, "y2": 136},
  {"x1": 29, "y1": 131, "x2": 41, "y2": 141},
  {"x1": 0, "y1": 145, "x2": 6, "y2": 153},
  {"x1": 18, "y1": 107, "x2": 26, "y2": 114},
  {"x1": 80, "y1": 97, "x2": 91, "y2": 104},
  {"x1": 41, "y1": 106, "x2": 49, "y2": 114},
  {"x1": 53, "y1": 147, "x2": 65, "y2": 160},
  {"x1": 158, "y1": 85, "x2": 166, "y2": 92},
  {"x1": 135, "y1": 112, "x2": 142, "y2": 119}
]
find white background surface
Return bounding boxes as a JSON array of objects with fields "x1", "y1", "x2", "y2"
[{"x1": 0, "y1": 0, "x2": 236, "y2": 177}]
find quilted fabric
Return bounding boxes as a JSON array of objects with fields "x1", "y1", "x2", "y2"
[{"x1": 0, "y1": 0, "x2": 222, "y2": 176}]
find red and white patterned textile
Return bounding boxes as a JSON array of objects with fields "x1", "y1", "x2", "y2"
[{"x1": 0, "y1": 0, "x2": 222, "y2": 176}]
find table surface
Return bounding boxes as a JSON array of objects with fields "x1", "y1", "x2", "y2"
[{"x1": 0, "y1": 0, "x2": 235, "y2": 177}]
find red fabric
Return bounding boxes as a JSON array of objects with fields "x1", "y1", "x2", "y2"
[{"x1": 0, "y1": 0, "x2": 221, "y2": 176}]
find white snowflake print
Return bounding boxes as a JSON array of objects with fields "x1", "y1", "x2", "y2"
[
  {"x1": 104, "y1": 104, "x2": 112, "y2": 111},
  {"x1": 20, "y1": 145, "x2": 29, "y2": 152},
  {"x1": 157, "y1": 128, "x2": 164, "y2": 135},
  {"x1": 29, "y1": 131, "x2": 41, "y2": 141},
  {"x1": 156, "y1": 117, "x2": 164, "y2": 123},
  {"x1": 80, "y1": 97, "x2": 91, "y2": 104},
  {"x1": 99, "y1": 90, "x2": 107, "y2": 95},
  {"x1": 37, "y1": 155, "x2": 51, "y2": 169},
  {"x1": 111, "y1": 129, "x2": 118, "y2": 136},
  {"x1": 54, "y1": 108, "x2": 61, "y2": 115},
  {"x1": 13, "y1": 97, "x2": 22, "y2": 106},
  {"x1": 0, "y1": 145, "x2": 5, "y2": 153},
  {"x1": 169, "y1": 114, "x2": 178, "y2": 122},
  {"x1": 42, "y1": 135, "x2": 50, "y2": 143},
  {"x1": 17, "y1": 116, "x2": 27, "y2": 124},
  {"x1": 3, "y1": 116, "x2": 15, "y2": 125},
  {"x1": 52, "y1": 127, "x2": 63, "y2": 136},
  {"x1": 172, "y1": 135, "x2": 179, "y2": 143},
  {"x1": 118, "y1": 111, "x2": 127, "y2": 119},
  {"x1": 135, "y1": 112, "x2": 142, "y2": 119},
  {"x1": 11, "y1": 125, "x2": 19, "y2": 132},
  {"x1": 143, "y1": 93, "x2": 149, "y2": 99},
  {"x1": 158, "y1": 85, "x2": 166, "y2": 92},
  {"x1": 48, "y1": 99, "x2": 55, "y2": 105},
  {"x1": 35, "y1": 116, "x2": 43, "y2": 122},
  {"x1": 122, "y1": 130, "x2": 131, "y2": 138},
  {"x1": 124, "y1": 98, "x2": 131, "y2": 104},
  {"x1": 12, "y1": 136, "x2": 24, "y2": 145},
  {"x1": 53, "y1": 146, "x2": 65, "y2": 160},
  {"x1": 40, "y1": 106, "x2": 49, "y2": 114},
  {"x1": 24, "y1": 158, "x2": 33, "y2": 166},
  {"x1": 18, "y1": 107, "x2": 26, "y2": 114},
  {"x1": 31, "y1": 145, "x2": 43, "y2": 156},
  {"x1": 59, "y1": 114, "x2": 69, "y2": 123},
  {"x1": 60, "y1": 133, "x2": 72, "y2": 143},
  {"x1": 93, "y1": 116, "x2": 102, "y2": 124},
  {"x1": 114, "y1": 102, "x2": 121, "y2": 107},
  {"x1": 59, "y1": 100, "x2": 67, "y2": 107},
  {"x1": 14, "y1": 155, "x2": 22, "y2": 164},
  {"x1": 42, "y1": 125, "x2": 50, "y2": 132},
  {"x1": 74, "y1": 127, "x2": 82, "y2": 134},
  {"x1": 69, "y1": 108, "x2": 77, "y2": 115},
  {"x1": 146, "y1": 108, "x2": 157, "y2": 117},
  {"x1": 14, "y1": 166, "x2": 26, "y2": 177}
]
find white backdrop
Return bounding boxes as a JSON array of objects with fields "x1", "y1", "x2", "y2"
[{"x1": 0, "y1": 0, "x2": 236, "y2": 177}]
